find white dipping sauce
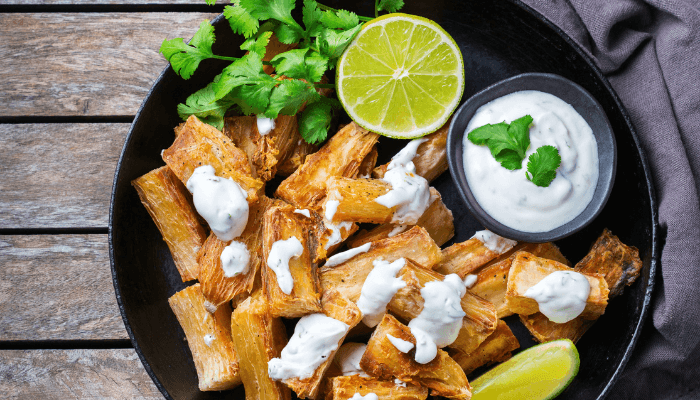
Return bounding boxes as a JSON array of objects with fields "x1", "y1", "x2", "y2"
[
  {"x1": 220, "y1": 240, "x2": 250, "y2": 278},
  {"x1": 203, "y1": 334, "x2": 215, "y2": 347},
  {"x1": 387, "y1": 334, "x2": 414, "y2": 353},
  {"x1": 472, "y1": 230, "x2": 517, "y2": 254},
  {"x1": 463, "y1": 274, "x2": 478, "y2": 289},
  {"x1": 462, "y1": 91, "x2": 599, "y2": 232},
  {"x1": 186, "y1": 165, "x2": 249, "y2": 241},
  {"x1": 256, "y1": 115, "x2": 276, "y2": 135},
  {"x1": 357, "y1": 258, "x2": 407, "y2": 327},
  {"x1": 268, "y1": 313, "x2": 348, "y2": 380},
  {"x1": 325, "y1": 243, "x2": 371, "y2": 267},
  {"x1": 267, "y1": 237, "x2": 304, "y2": 295},
  {"x1": 349, "y1": 393, "x2": 378, "y2": 400},
  {"x1": 525, "y1": 270, "x2": 591, "y2": 323},
  {"x1": 334, "y1": 342, "x2": 369, "y2": 377}
]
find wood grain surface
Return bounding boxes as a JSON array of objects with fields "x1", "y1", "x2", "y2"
[
  {"x1": 0, "y1": 123, "x2": 130, "y2": 229},
  {"x1": 0, "y1": 349, "x2": 160, "y2": 399},
  {"x1": 0, "y1": 12, "x2": 216, "y2": 117},
  {"x1": 0, "y1": 235, "x2": 127, "y2": 341}
]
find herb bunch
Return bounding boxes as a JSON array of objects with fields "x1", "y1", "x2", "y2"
[{"x1": 159, "y1": 0, "x2": 404, "y2": 144}]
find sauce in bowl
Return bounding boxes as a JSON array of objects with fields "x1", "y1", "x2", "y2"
[{"x1": 462, "y1": 90, "x2": 599, "y2": 233}]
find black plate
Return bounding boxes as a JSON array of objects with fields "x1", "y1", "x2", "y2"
[{"x1": 109, "y1": 1, "x2": 659, "y2": 399}]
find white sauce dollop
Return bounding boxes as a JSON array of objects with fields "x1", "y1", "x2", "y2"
[
  {"x1": 408, "y1": 274, "x2": 466, "y2": 364},
  {"x1": 267, "y1": 237, "x2": 304, "y2": 295},
  {"x1": 375, "y1": 139, "x2": 431, "y2": 225},
  {"x1": 357, "y1": 258, "x2": 407, "y2": 327},
  {"x1": 268, "y1": 313, "x2": 349, "y2": 380},
  {"x1": 220, "y1": 240, "x2": 250, "y2": 278},
  {"x1": 334, "y1": 342, "x2": 368, "y2": 377},
  {"x1": 462, "y1": 90, "x2": 599, "y2": 232},
  {"x1": 387, "y1": 334, "x2": 414, "y2": 353},
  {"x1": 525, "y1": 270, "x2": 591, "y2": 323},
  {"x1": 324, "y1": 220, "x2": 354, "y2": 250},
  {"x1": 294, "y1": 209, "x2": 311, "y2": 218},
  {"x1": 463, "y1": 274, "x2": 478, "y2": 289},
  {"x1": 349, "y1": 394, "x2": 378, "y2": 400},
  {"x1": 186, "y1": 165, "x2": 249, "y2": 241},
  {"x1": 203, "y1": 334, "x2": 215, "y2": 347},
  {"x1": 394, "y1": 379, "x2": 407, "y2": 387},
  {"x1": 472, "y1": 230, "x2": 517, "y2": 254},
  {"x1": 325, "y1": 199, "x2": 341, "y2": 222},
  {"x1": 325, "y1": 243, "x2": 371, "y2": 267},
  {"x1": 256, "y1": 115, "x2": 276, "y2": 135}
]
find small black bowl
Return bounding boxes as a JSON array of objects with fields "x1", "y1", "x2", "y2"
[{"x1": 446, "y1": 72, "x2": 617, "y2": 242}]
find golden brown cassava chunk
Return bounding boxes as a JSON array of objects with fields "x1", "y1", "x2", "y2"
[
  {"x1": 275, "y1": 122, "x2": 379, "y2": 208},
  {"x1": 162, "y1": 115, "x2": 263, "y2": 201},
  {"x1": 434, "y1": 235, "x2": 518, "y2": 278},
  {"x1": 168, "y1": 284, "x2": 241, "y2": 391},
  {"x1": 323, "y1": 177, "x2": 394, "y2": 224},
  {"x1": 506, "y1": 252, "x2": 609, "y2": 319},
  {"x1": 132, "y1": 166, "x2": 206, "y2": 281},
  {"x1": 327, "y1": 375, "x2": 428, "y2": 400},
  {"x1": 360, "y1": 314, "x2": 471, "y2": 400},
  {"x1": 231, "y1": 291, "x2": 291, "y2": 400},
  {"x1": 276, "y1": 138, "x2": 319, "y2": 176},
  {"x1": 357, "y1": 146, "x2": 379, "y2": 178},
  {"x1": 262, "y1": 204, "x2": 323, "y2": 318},
  {"x1": 448, "y1": 320, "x2": 520, "y2": 375}
]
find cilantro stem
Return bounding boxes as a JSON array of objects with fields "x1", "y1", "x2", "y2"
[
  {"x1": 211, "y1": 55, "x2": 272, "y2": 66},
  {"x1": 314, "y1": 83, "x2": 335, "y2": 89},
  {"x1": 375, "y1": 0, "x2": 379, "y2": 18},
  {"x1": 316, "y1": 2, "x2": 374, "y2": 22}
]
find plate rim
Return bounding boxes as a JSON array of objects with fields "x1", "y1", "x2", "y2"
[{"x1": 108, "y1": 2, "x2": 660, "y2": 399}]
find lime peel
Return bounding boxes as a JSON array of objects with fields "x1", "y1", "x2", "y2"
[{"x1": 471, "y1": 339, "x2": 580, "y2": 400}]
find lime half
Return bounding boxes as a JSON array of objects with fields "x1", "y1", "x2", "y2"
[
  {"x1": 471, "y1": 339, "x2": 580, "y2": 400},
  {"x1": 337, "y1": 13, "x2": 464, "y2": 138}
]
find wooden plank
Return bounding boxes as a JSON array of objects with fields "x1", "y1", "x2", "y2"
[
  {"x1": 0, "y1": 349, "x2": 161, "y2": 399},
  {"x1": 0, "y1": 123, "x2": 128, "y2": 229},
  {"x1": 0, "y1": 235, "x2": 128, "y2": 341},
  {"x1": 0, "y1": 12, "x2": 216, "y2": 117}
]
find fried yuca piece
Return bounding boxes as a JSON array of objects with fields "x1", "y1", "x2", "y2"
[
  {"x1": 357, "y1": 146, "x2": 378, "y2": 178},
  {"x1": 231, "y1": 290, "x2": 291, "y2": 400},
  {"x1": 347, "y1": 188, "x2": 454, "y2": 248},
  {"x1": 434, "y1": 234, "x2": 522, "y2": 278},
  {"x1": 277, "y1": 138, "x2": 318, "y2": 176},
  {"x1": 388, "y1": 261, "x2": 498, "y2": 356},
  {"x1": 372, "y1": 117, "x2": 451, "y2": 182},
  {"x1": 319, "y1": 226, "x2": 443, "y2": 302},
  {"x1": 519, "y1": 229, "x2": 643, "y2": 343},
  {"x1": 162, "y1": 115, "x2": 263, "y2": 201},
  {"x1": 361, "y1": 314, "x2": 471, "y2": 400},
  {"x1": 168, "y1": 284, "x2": 241, "y2": 391},
  {"x1": 322, "y1": 177, "x2": 394, "y2": 224},
  {"x1": 470, "y1": 243, "x2": 569, "y2": 318},
  {"x1": 327, "y1": 375, "x2": 428, "y2": 400},
  {"x1": 447, "y1": 320, "x2": 520, "y2": 375},
  {"x1": 262, "y1": 204, "x2": 323, "y2": 318},
  {"x1": 280, "y1": 290, "x2": 362, "y2": 399},
  {"x1": 223, "y1": 115, "x2": 300, "y2": 182},
  {"x1": 275, "y1": 122, "x2": 379, "y2": 208},
  {"x1": 132, "y1": 166, "x2": 206, "y2": 281},
  {"x1": 506, "y1": 252, "x2": 609, "y2": 319},
  {"x1": 198, "y1": 196, "x2": 283, "y2": 310}
]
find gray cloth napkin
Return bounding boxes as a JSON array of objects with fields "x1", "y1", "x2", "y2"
[{"x1": 519, "y1": 0, "x2": 700, "y2": 398}]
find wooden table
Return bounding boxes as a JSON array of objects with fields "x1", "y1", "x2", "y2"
[{"x1": 0, "y1": 3, "x2": 223, "y2": 398}]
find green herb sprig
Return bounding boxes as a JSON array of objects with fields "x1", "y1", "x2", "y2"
[
  {"x1": 467, "y1": 115, "x2": 562, "y2": 187},
  {"x1": 160, "y1": 0, "x2": 403, "y2": 143}
]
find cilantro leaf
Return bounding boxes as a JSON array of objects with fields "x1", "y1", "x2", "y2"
[
  {"x1": 317, "y1": 24, "x2": 362, "y2": 61},
  {"x1": 214, "y1": 53, "x2": 275, "y2": 100},
  {"x1": 271, "y1": 49, "x2": 328, "y2": 83},
  {"x1": 239, "y1": 0, "x2": 303, "y2": 33},
  {"x1": 302, "y1": 0, "x2": 324, "y2": 38},
  {"x1": 377, "y1": 0, "x2": 404, "y2": 13},
  {"x1": 177, "y1": 79, "x2": 239, "y2": 130},
  {"x1": 264, "y1": 79, "x2": 320, "y2": 118},
  {"x1": 160, "y1": 21, "x2": 216, "y2": 80},
  {"x1": 299, "y1": 101, "x2": 332, "y2": 144},
  {"x1": 240, "y1": 30, "x2": 272, "y2": 58},
  {"x1": 274, "y1": 23, "x2": 303, "y2": 44},
  {"x1": 320, "y1": 9, "x2": 360, "y2": 30},
  {"x1": 526, "y1": 145, "x2": 562, "y2": 187},
  {"x1": 467, "y1": 115, "x2": 533, "y2": 170},
  {"x1": 224, "y1": 3, "x2": 259, "y2": 38}
]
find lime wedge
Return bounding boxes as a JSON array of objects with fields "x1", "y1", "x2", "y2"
[
  {"x1": 471, "y1": 339, "x2": 580, "y2": 400},
  {"x1": 336, "y1": 13, "x2": 464, "y2": 138}
]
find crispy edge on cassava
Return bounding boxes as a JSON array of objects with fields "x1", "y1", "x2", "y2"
[
  {"x1": 168, "y1": 284, "x2": 241, "y2": 391},
  {"x1": 360, "y1": 314, "x2": 472, "y2": 400},
  {"x1": 448, "y1": 320, "x2": 520, "y2": 375},
  {"x1": 231, "y1": 290, "x2": 291, "y2": 400},
  {"x1": 470, "y1": 243, "x2": 569, "y2": 318},
  {"x1": 275, "y1": 122, "x2": 379, "y2": 209},
  {"x1": 326, "y1": 375, "x2": 428, "y2": 400},
  {"x1": 389, "y1": 261, "x2": 498, "y2": 356},
  {"x1": 347, "y1": 188, "x2": 454, "y2": 248},
  {"x1": 197, "y1": 196, "x2": 283, "y2": 309},
  {"x1": 520, "y1": 229, "x2": 644, "y2": 343},
  {"x1": 132, "y1": 166, "x2": 206, "y2": 281},
  {"x1": 323, "y1": 177, "x2": 398, "y2": 224},
  {"x1": 357, "y1": 146, "x2": 379, "y2": 178},
  {"x1": 281, "y1": 290, "x2": 362, "y2": 399},
  {"x1": 506, "y1": 252, "x2": 609, "y2": 319},
  {"x1": 262, "y1": 203, "x2": 323, "y2": 318},
  {"x1": 319, "y1": 226, "x2": 443, "y2": 302},
  {"x1": 162, "y1": 115, "x2": 263, "y2": 201},
  {"x1": 372, "y1": 117, "x2": 451, "y2": 183}
]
